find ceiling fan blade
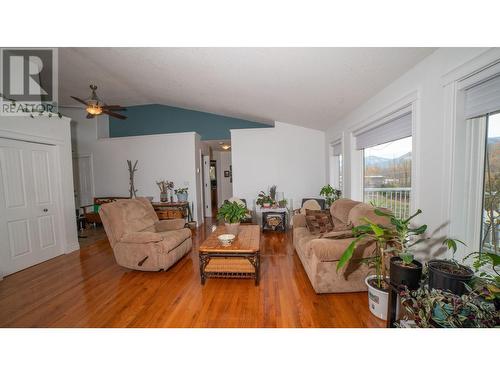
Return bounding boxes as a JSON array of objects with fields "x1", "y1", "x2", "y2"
[
  {"x1": 86, "y1": 113, "x2": 95, "y2": 119},
  {"x1": 71, "y1": 96, "x2": 88, "y2": 106},
  {"x1": 102, "y1": 105, "x2": 127, "y2": 111},
  {"x1": 102, "y1": 109, "x2": 127, "y2": 120}
]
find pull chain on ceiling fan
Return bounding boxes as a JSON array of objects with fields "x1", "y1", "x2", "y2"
[{"x1": 71, "y1": 84, "x2": 128, "y2": 120}]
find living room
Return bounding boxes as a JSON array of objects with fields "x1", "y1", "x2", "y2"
[{"x1": 0, "y1": 2, "x2": 498, "y2": 374}]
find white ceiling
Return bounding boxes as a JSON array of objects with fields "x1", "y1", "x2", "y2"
[{"x1": 59, "y1": 48, "x2": 436, "y2": 130}]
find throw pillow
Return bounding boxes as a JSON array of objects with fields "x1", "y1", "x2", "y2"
[{"x1": 305, "y1": 209, "x2": 333, "y2": 235}]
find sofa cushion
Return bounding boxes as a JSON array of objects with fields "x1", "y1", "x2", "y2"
[
  {"x1": 329, "y1": 198, "x2": 360, "y2": 224},
  {"x1": 158, "y1": 228, "x2": 192, "y2": 253},
  {"x1": 305, "y1": 209, "x2": 333, "y2": 235},
  {"x1": 319, "y1": 229, "x2": 354, "y2": 239},
  {"x1": 347, "y1": 203, "x2": 392, "y2": 227}
]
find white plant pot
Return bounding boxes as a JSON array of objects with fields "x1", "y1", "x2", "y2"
[{"x1": 365, "y1": 275, "x2": 389, "y2": 321}]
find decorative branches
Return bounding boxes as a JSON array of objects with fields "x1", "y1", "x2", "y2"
[{"x1": 127, "y1": 160, "x2": 138, "y2": 198}]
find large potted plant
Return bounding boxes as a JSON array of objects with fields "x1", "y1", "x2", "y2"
[
  {"x1": 428, "y1": 239, "x2": 474, "y2": 296},
  {"x1": 337, "y1": 217, "x2": 397, "y2": 320},
  {"x1": 374, "y1": 208, "x2": 427, "y2": 290},
  {"x1": 217, "y1": 201, "x2": 248, "y2": 236},
  {"x1": 319, "y1": 184, "x2": 341, "y2": 208}
]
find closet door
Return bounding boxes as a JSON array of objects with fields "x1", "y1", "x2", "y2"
[{"x1": 0, "y1": 138, "x2": 62, "y2": 276}]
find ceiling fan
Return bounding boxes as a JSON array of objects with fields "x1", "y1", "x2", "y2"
[{"x1": 71, "y1": 84, "x2": 127, "y2": 120}]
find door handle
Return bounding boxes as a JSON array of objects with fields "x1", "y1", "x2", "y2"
[{"x1": 43, "y1": 208, "x2": 48, "y2": 212}]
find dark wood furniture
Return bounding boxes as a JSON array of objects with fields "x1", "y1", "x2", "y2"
[
  {"x1": 151, "y1": 201, "x2": 192, "y2": 222},
  {"x1": 262, "y1": 210, "x2": 287, "y2": 232},
  {"x1": 199, "y1": 225, "x2": 261, "y2": 285},
  {"x1": 81, "y1": 197, "x2": 129, "y2": 226}
]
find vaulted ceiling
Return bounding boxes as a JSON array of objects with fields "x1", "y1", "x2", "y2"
[{"x1": 59, "y1": 47, "x2": 436, "y2": 130}]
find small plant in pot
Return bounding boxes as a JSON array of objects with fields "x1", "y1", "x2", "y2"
[
  {"x1": 278, "y1": 198, "x2": 288, "y2": 208},
  {"x1": 174, "y1": 187, "x2": 188, "y2": 202},
  {"x1": 217, "y1": 201, "x2": 248, "y2": 236},
  {"x1": 337, "y1": 217, "x2": 397, "y2": 320},
  {"x1": 374, "y1": 208, "x2": 427, "y2": 290},
  {"x1": 428, "y1": 238, "x2": 474, "y2": 296},
  {"x1": 319, "y1": 184, "x2": 341, "y2": 208},
  {"x1": 256, "y1": 191, "x2": 275, "y2": 208}
]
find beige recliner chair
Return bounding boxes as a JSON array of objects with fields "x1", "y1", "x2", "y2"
[{"x1": 99, "y1": 197, "x2": 192, "y2": 271}]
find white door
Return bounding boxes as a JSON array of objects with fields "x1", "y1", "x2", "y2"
[
  {"x1": 0, "y1": 138, "x2": 62, "y2": 277},
  {"x1": 202, "y1": 155, "x2": 212, "y2": 217},
  {"x1": 72, "y1": 155, "x2": 93, "y2": 208}
]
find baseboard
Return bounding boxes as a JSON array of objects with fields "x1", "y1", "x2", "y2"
[{"x1": 65, "y1": 242, "x2": 80, "y2": 253}]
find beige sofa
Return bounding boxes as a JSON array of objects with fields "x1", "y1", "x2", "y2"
[
  {"x1": 99, "y1": 197, "x2": 192, "y2": 271},
  {"x1": 293, "y1": 198, "x2": 390, "y2": 294}
]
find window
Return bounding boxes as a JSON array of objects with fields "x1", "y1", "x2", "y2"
[
  {"x1": 363, "y1": 136, "x2": 412, "y2": 219},
  {"x1": 330, "y1": 141, "x2": 343, "y2": 192},
  {"x1": 480, "y1": 112, "x2": 500, "y2": 253},
  {"x1": 354, "y1": 109, "x2": 413, "y2": 219}
]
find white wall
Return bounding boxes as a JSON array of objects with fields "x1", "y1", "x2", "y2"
[
  {"x1": 231, "y1": 121, "x2": 326, "y2": 210},
  {"x1": 213, "y1": 150, "x2": 233, "y2": 206},
  {"x1": 325, "y1": 47, "x2": 495, "y2": 259},
  {"x1": 64, "y1": 107, "x2": 202, "y2": 224},
  {"x1": 0, "y1": 114, "x2": 79, "y2": 254}
]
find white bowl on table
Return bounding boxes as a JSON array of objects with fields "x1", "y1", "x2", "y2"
[{"x1": 218, "y1": 234, "x2": 235, "y2": 246}]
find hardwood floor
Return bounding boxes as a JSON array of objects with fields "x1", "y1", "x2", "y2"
[{"x1": 0, "y1": 220, "x2": 384, "y2": 328}]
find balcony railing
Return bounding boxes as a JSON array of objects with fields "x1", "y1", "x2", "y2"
[{"x1": 364, "y1": 187, "x2": 411, "y2": 219}]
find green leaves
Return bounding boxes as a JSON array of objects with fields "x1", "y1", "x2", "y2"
[
  {"x1": 442, "y1": 238, "x2": 466, "y2": 256},
  {"x1": 336, "y1": 238, "x2": 359, "y2": 271},
  {"x1": 400, "y1": 252, "x2": 414, "y2": 265},
  {"x1": 216, "y1": 201, "x2": 247, "y2": 224}
]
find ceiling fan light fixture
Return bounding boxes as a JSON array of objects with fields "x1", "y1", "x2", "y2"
[
  {"x1": 86, "y1": 104, "x2": 103, "y2": 115},
  {"x1": 221, "y1": 144, "x2": 231, "y2": 150}
]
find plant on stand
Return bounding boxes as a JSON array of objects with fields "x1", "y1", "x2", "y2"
[
  {"x1": 217, "y1": 201, "x2": 248, "y2": 236},
  {"x1": 319, "y1": 184, "x2": 341, "y2": 207},
  {"x1": 256, "y1": 190, "x2": 275, "y2": 208},
  {"x1": 156, "y1": 180, "x2": 174, "y2": 202},
  {"x1": 174, "y1": 187, "x2": 188, "y2": 202}
]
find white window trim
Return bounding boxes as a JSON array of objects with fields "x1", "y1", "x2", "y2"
[
  {"x1": 442, "y1": 51, "x2": 500, "y2": 260},
  {"x1": 347, "y1": 91, "x2": 420, "y2": 213}
]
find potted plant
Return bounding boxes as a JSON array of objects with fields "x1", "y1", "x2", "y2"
[
  {"x1": 174, "y1": 187, "x2": 188, "y2": 202},
  {"x1": 374, "y1": 208, "x2": 427, "y2": 290},
  {"x1": 428, "y1": 238, "x2": 474, "y2": 296},
  {"x1": 217, "y1": 201, "x2": 248, "y2": 236},
  {"x1": 464, "y1": 251, "x2": 500, "y2": 310},
  {"x1": 156, "y1": 180, "x2": 174, "y2": 202},
  {"x1": 337, "y1": 217, "x2": 397, "y2": 320},
  {"x1": 319, "y1": 184, "x2": 341, "y2": 207},
  {"x1": 399, "y1": 284, "x2": 499, "y2": 328},
  {"x1": 278, "y1": 198, "x2": 288, "y2": 208},
  {"x1": 256, "y1": 191, "x2": 275, "y2": 208}
]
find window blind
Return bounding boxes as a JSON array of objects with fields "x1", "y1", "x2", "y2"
[
  {"x1": 464, "y1": 74, "x2": 500, "y2": 119},
  {"x1": 355, "y1": 112, "x2": 412, "y2": 150},
  {"x1": 331, "y1": 140, "x2": 342, "y2": 156}
]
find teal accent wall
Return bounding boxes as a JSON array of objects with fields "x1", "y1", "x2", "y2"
[{"x1": 109, "y1": 104, "x2": 271, "y2": 140}]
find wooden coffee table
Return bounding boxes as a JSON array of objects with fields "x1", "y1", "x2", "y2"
[{"x1": 199, "y1": 225, "x2": 261, "y2": 285}]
